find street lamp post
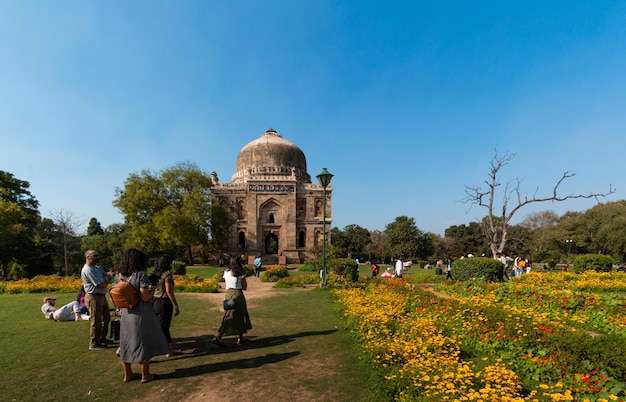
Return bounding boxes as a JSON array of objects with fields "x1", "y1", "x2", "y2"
[
  {"x1": 566, "y1": 239, "x2": 573, "y2": 260},
  {"x1": 317, "y1": 168, "x2": 333, "y2": 288}
]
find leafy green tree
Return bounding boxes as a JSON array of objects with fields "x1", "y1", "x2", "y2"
[
  {"x1": 364, "y1": 229, "x2": 384, "y2": 261},
  {"x1": 501, "y1": 223, "x2": 533, "y2": 257},
  {"x1": 519, "y1": 210, "x2": 559, "y2": 253},
  {"x1": 555, "y1": 201, "x2": 626, "y2": 262},
  {"x1": 383, "y1": 216, "x2": 433, "y2": 261},
  {"x1": 209, "y1": 201, "x2": 230, "y2": 250},
  {"x1": 81, "y1": 223, "x2": 129, "y2": 269},
  {"x1": 330, "y1": 227, "x2": 347, "y2": 256},
  {"x1": 113, "y1": 162, "x2": 218, "y2": 264},
  {"x1": 0, "y1": 171, "x2": 40, "y2": 278},
  {"x1": 330, "y1": 224, "x2": 370, "y2": 258},
  {"x1": 31, "y1": 218, "x2": 57, "y2": 276},
  {"x1": 444, "y1": 222, "x2": 489, "y2": 258},
  {"x1": 432, "y1": 234, "x2": 454, "y2": 261},
  {"x1": 87, "y1": 218, "x2": 104, "y2": 235}
]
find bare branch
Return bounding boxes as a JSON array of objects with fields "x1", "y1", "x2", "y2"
[
  {"x1": 463, "y1": 150, "x2": 615, "y2": 258},
  {"x1": 506, "y1": 172, "x2": 615, "y2": 221}
]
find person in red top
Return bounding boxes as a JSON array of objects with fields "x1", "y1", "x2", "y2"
[{"x1": 371, "y1": 261, "x2": 379, "y2": 278}]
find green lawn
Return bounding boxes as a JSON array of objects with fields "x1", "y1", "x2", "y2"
[{"x1": 0, "y1": 286, "x2": 382, "y2": 401}]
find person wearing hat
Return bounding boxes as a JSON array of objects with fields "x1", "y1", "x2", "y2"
[{"x1": 41, "y1": 297, "x2": 84, "y2": 321}]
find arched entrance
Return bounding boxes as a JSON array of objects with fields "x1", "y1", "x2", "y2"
[
  {"x1": 265, "y1": 232, "x2": 279, "y2": 254},
  {"x1": 238, "y1": 231, "x2": 246, "y2": 250}
]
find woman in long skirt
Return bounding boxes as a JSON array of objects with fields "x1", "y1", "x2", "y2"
[
  {"x1": 117, "y1": 248, "x2": 169, "y2": 383},
  {"x1": 213, "y1": 256, "x2": 252, "y2": 346}
]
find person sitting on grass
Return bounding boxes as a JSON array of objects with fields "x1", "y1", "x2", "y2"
[{"x1": 41, "y1": 297, "x2": 85, "y2": 321}]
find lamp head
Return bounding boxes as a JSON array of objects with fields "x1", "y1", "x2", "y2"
[{"x1": 316, "y1": 168, "x2": 334, "y2": 188}]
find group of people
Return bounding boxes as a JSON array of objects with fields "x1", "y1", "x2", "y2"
[
  {"x1": 497, "y1": 253, "x2": 532, "y2": 280},
  {"x1": 41, "y1": 249, "x2": 253, "y2": 384},
  {"x1": 431, "y1": 258, "x2": 453, "y2": 279},
  {"x1": 369, "y1": 257, "x2": 421, "y2": 279}
]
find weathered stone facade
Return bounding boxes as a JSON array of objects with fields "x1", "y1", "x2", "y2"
[{"x1": 210, "y1": 129, "x2": 332, "y2": 263}]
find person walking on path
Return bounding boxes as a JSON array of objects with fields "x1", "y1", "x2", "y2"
[
  {"x1": 253, "y1": 255, "x2": 262, "y2": 277},
  {"x1": 213, "y1": 256, "x2": 253, "y2": 347},
  {"x1": 117, "y1": 248, "x2": 169, "y2": 383},
  {"x1": 81, "y1": 250, "x2": 113, "y2": 350},
  {"x1": 151, "y1": 254, "x2": 181, "y2": 358}
]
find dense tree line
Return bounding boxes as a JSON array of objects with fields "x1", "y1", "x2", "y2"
[
  {"x1": 0, "y1": 164, "x2": 228, "y2": 278},
  {"x1": 1, "y1": 164, "x2": 624, "y2": 280},
  {"x1": 330, "y1": 201, "x2": 626, "y2": 264}
]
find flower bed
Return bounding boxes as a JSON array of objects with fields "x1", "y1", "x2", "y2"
[
  {"x1": 334, "y1": 273, "x2": 626, "y2": 401},
  {"x1": 0, "y1": 274, "x2": 219, "y2": 294}
]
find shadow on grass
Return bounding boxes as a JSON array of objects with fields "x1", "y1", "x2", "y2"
[{"x1": 151, "y1": 329, "x2": 338, "y2": 379}]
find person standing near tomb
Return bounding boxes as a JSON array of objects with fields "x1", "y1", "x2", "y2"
[{"x1": 253, "y1": 255, "x2": 262, "y2": 277}]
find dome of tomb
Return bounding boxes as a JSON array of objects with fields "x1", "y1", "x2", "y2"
[{"x1": 232, "y1": 129, "x2": 310, "y2": 183}]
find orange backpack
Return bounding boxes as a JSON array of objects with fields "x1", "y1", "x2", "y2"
[{"x1": 109, "y1": 273, "x2": 140, "y2": 309}]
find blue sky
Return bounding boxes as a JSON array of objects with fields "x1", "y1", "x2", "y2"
[{"x1": 2, "y1": 1, "x2": 625, "y2": 236}]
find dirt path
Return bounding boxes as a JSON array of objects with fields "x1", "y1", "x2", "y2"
[
  {"x1": 199, "y1": 275, "x2": 279, "y2": 304},
  {"x1": 135, "y1": 277, "x2": 349, "y2": 402}
]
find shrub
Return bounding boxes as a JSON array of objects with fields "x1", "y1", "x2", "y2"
[
  {"x1": 212, "y1": 270, "x2": 225, "y2": 282},
  {"x1": 531, "y1": 250, "x2": 561, "y2": 269},
  {"x1": 260, "y1": 266, "x2": 289, "y2": 282},
  {"x1": 298, "y1": 260, "x2": 319, "y2": 272},
  {"x1": 407, "y1": 273, "x2": 445, "y2": 284},
  {"x1": 173, "y1": 275, "x2": 220, "y2": 293},
  {"x1": 572, "y1": 254, "x2": 615, "y2": 273},
  {"x1": 172, "y1": 260, "x2": 187, "y2": 275},
  {"x1": 243, "y1": 264, "x2": 255, "y2": 277},
  {"x1": 328, "y1": 258, "x2": 358, "y2": 282},
  {"x1": 275, "y1": 274, "x2": 320, "y2": 288},
  {"x1": 7, "y1": 261, "x2": 27, "y2": 280},
  {"x1": 451, "y1": 257, "x2": 503, "y2": 282}
]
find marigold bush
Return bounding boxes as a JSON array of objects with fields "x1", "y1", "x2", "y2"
[
  {"x1": 0, "y1": 274, "x2": 219, "y2": 294},
  {"x1": 260, "y1": 266, "x2": 289, "y2": 282},
  {"x1": 334, "y1": 273, "x2": 626, "y2": 401}
]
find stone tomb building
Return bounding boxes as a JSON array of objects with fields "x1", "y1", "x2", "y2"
[{"x1": 210, "y1": 129, "x2": 332, "y2": 264}]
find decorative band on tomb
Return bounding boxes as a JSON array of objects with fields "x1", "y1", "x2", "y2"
[{"x1": 248, "y1": 184, "x2": 295, "y2": 192}]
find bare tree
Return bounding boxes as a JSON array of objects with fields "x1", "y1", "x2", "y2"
[
  {"x1": 463, "y1": 151, "x2": 614, "y2": 258},
  {"x1": 49, "y1": 209, "x2": 84, "y2": 276}
]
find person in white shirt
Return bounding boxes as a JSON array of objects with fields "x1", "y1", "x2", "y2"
[
  {"x1": 394, "y1": 257, "x2": 404, "y2": 278},
  {"x1": 41, "y1": 297, "x2": 84, "y2": 321},
  {"x1": 213, "y1": 256, "x2": 253, "y2": 347}
]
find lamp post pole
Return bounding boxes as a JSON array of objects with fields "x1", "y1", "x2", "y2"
[
  {"x1": 566, "y1": 239, "x2": 573, "y2": 260},
  {"x1": 317, "y1": 168, "x2": 333, "y2": 288}
]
